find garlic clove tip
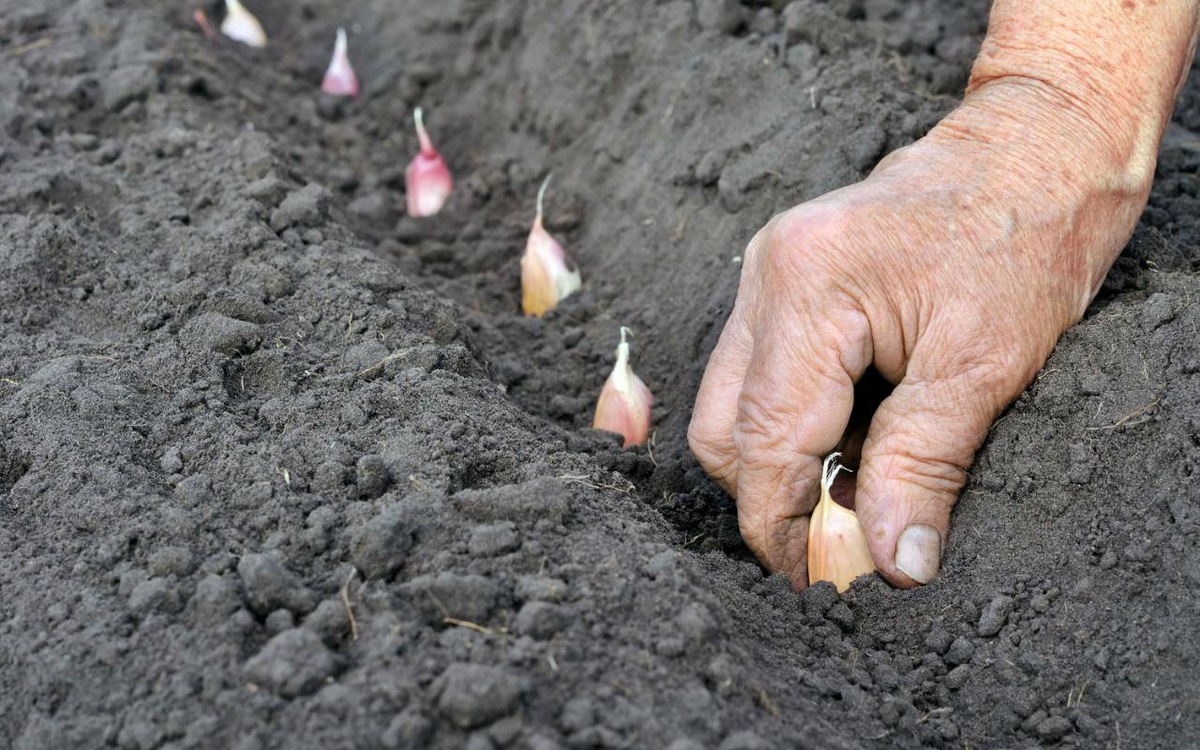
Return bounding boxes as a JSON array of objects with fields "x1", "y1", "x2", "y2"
[{"x1": 321, "y1": 28, "x2": 360, "y2": 98}]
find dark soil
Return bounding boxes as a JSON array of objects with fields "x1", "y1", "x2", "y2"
[{"x1": 2, "y1": 1, "x2": 1198, "y2": 748}]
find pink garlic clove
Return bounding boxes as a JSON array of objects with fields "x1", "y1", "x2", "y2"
[
  {"x1": 321, "y1": 28, "x2": 359, "y2": 98},
  {"x1": 593, "y1": 327, "x2": 653, "y2": 448},
  {"x1": 808, "y1": 453, "x2": 875, "y2": 592},
  {"x1": 521, "y1": 176, "x2": 581, "y2": 317},
  {"x1": 405, "y1": 108, "x2": 453, "y2": 217}
]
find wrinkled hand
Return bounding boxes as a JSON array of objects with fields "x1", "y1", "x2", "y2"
[{"x1": 689, "y1": 80, "x2": 1152, "y2": 588}]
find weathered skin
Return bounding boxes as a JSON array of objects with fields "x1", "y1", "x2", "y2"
[{"x1": 689, "y1": 0, "x2": 1200, "y2": 588}]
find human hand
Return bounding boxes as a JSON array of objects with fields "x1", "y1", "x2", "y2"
[{"x1": 688, "y1": 79, "x2": 1156, "y2": 588}]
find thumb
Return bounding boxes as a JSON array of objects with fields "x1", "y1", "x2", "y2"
[{"x1": 855, "y1": 359, "x2": 1016, "y2": 587}]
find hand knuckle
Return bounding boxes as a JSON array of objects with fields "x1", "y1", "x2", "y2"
[
  {"x1": 941, "y1": 330, "x2": 1033, "y2": 407},
  {"x1": 867, "y1": 447, "x2": 968, "y2": 509},
  {"x1": 733, "y1": 393, "x2": 786, "y2": 454}
]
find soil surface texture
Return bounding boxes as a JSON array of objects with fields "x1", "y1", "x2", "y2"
[{"x1": 2, "y1": 1, "x2": 1198, "y2": 748}]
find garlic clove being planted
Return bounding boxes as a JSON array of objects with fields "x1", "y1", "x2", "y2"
[
  {"x1": 807, "y1": 453, "x2": 875, "y2": 592},
  {"x1": 321, "y1": 28, "x2": 359, "y2": 97},
  {"x1": 405, "y1": 107, "x2": 453, "y2": 217},
  {"x1": 521, "y1": 176, "x2": 581, "y2": 317},
  {"x1": 593, "y1": 327, "x2": 653, "y2": 447},
  {"x1": 221, "y1": 0, "x2": 267, "y2": 48}
]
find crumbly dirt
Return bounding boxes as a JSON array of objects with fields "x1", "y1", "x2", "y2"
[{"x1": 2, "y1": 1, "x2": 1198, "y2": 748}]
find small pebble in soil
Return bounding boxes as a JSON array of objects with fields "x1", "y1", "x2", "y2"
[{"x1": 437, "y1": 663, "x2": 522, "y2": 729}]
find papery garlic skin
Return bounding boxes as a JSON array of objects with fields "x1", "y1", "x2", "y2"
[
  {"x1": 321, "y1": 28, "x2": 359, "y2": 97},
  {"x1": 593, "y1": 327, "x2": 653, "y2": 447},
  {"x1": 521, "y1": 176, "x2": 581, "y2": 316},
  {"x1": 807, "y1": 453, "x2": 876, "y2": 592},
  {"x1": 405, "y1": 108, "x2": 453, "y2": 217},
  {"x1": 221, "y1": 0, "x2": 267, "y2": 48}
]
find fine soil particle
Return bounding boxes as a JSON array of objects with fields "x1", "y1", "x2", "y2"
[{"x1": 2, "y1": 1, "x2": 1198, "y2": 748}]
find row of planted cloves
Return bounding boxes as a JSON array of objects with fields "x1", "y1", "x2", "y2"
[
  {"x1": 212, "y1": 2, "x2": 887, "y2": 593},
  {"x1": 198, "y1": 1, "x2": 654, "y2": 449}
]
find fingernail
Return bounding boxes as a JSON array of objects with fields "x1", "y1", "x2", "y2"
[{"x1": 895, "y1": 524, "x2": 942, "y2": 584}]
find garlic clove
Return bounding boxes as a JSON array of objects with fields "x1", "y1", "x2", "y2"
[
  {"x1": 521, "y1": 176, "x2": 581, "y2": 317},
  {"x1": 405, "y1": 107, "x2": 453, "y2": 217},
  {"x1": 321, "y1": 28, "x2": 359, "y2": 97},
  {"x1": 807, "y1": 453, "x2": 875, "y2": 592},
  {"x1": 593, "y1": 327, "x2": 653, "y2": 447},
  {"x1": 221, "y1": 0, "x2": 267, "y2": 48}
]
